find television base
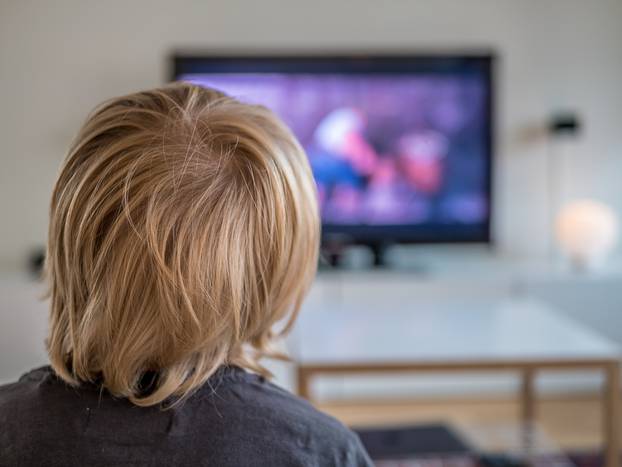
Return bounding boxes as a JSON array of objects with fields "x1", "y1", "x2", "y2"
[
  {"x1": 321, "y1": 242, "x2": 392, "y2": 269},
  {"x1": 370, "y1": 243, "x2": 389, "y2": 268}
]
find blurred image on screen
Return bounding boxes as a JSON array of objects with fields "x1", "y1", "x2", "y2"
[{"x1": 179, "y1": 65, "x2": 490, "y2": 239}]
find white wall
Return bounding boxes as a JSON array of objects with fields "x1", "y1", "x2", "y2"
[{"x1": 1, "y1": 0, "x2": 622, "y2": 268}]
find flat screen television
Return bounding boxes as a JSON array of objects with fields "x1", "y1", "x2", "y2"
[{"x1": 172, "y1": 53, "x2": 494, "y2": 258}]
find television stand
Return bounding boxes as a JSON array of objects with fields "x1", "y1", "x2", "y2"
[
  {"x1": 321, "y1": 242, "x2": 392, "y2": 269},
  {"x1": 370, "y1": 243, "x2": 389, "y2": 268}
]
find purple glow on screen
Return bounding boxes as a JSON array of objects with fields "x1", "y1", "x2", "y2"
[{"x1": 181, "y1": 73, "x2": 488, "y2": 226}]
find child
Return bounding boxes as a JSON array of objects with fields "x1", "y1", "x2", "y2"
[{"x1": 0, "y1": 83, "x2": 372, "y2": 466}]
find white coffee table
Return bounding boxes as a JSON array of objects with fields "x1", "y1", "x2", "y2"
[{"x1": 292, "y1": 298, "x2": 621, "y2": 467}]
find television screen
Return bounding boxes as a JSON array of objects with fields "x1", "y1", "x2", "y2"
[{"x1": 173, "y1": 55, "x2": 493, "y2": 244}]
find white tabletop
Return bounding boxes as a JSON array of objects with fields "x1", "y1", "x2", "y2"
[{"x1": 291, "y1": 298, "x2": 621, "y2": 365}]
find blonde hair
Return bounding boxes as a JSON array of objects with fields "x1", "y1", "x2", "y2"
[{"x1": 45, "y1": 83, "x2": 319, "y2": 406}]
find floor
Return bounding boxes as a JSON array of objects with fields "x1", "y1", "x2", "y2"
[{"x1": 319, "y1": 392, "x2": 607, "y2": 453}]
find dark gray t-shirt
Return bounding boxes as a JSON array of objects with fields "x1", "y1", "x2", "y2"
[{"x1": 0, "y1": 365, "x2": 373, "y2": 466}]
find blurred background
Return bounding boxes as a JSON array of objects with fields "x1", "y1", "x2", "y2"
[{"x1": 1, "y1": 1, "x2": 622, "y2": 465}]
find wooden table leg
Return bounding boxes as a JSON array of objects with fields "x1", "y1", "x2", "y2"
[
  {"x1": 521, "y1": 368, "x2": 536, "y2": 457},
  {"x1": 521, "y1": 368, "x2": 536, "y2": 426},
  {"x1": 296, "y1": 366, "x2": 311, "y2": 400},
  {"x1": 604, "y1": 362, "x2": 620, "y2": 467}
]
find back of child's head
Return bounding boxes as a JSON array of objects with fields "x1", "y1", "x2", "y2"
[{"x1": 45, "y1": 83, "x2": 319, "y2": 406}]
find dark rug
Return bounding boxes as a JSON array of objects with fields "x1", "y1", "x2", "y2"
[{"x1": 354, "y1": 424, "x2": 609, "y2": 467}]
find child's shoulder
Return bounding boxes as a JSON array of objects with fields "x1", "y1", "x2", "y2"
[{"x1": 205, "y1": 366, "x2": 373, "y2": 465}]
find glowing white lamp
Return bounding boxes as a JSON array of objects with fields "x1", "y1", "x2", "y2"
[{"x1": 555, "y1": 200, "x2": 619, "y2": 271}]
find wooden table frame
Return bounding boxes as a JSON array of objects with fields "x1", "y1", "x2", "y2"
[{"x1": 296, "y1": 358, "x2": 620, "y2": 467}]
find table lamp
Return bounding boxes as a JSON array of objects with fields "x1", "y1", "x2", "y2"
[{"x1": 555, "y1": 199, "x2": 619, "y2": 271}]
